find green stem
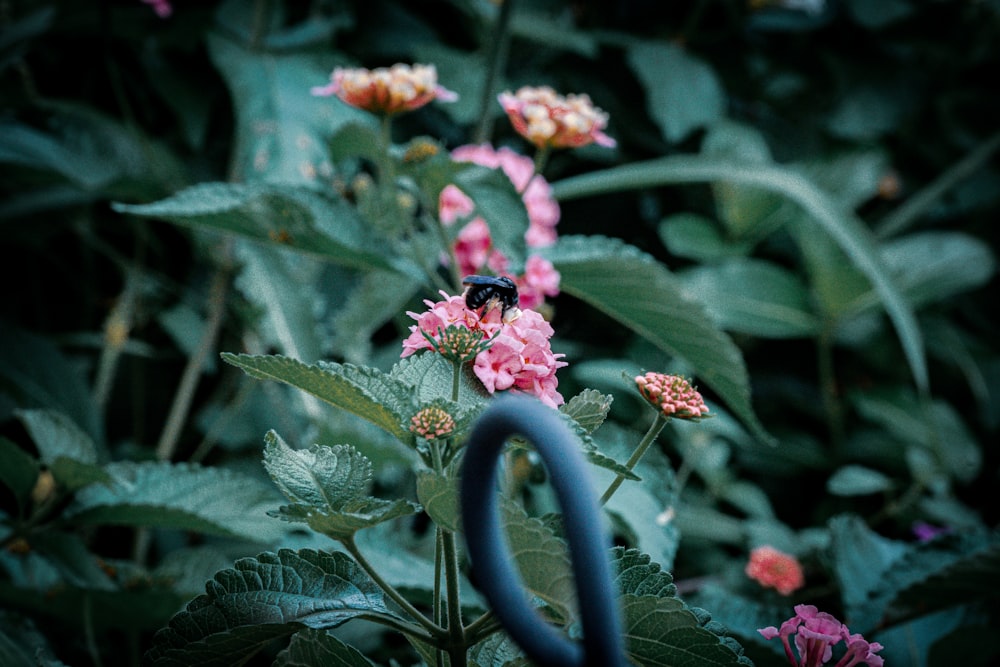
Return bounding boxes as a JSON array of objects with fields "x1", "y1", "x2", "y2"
[
  {"x1": 473, "y1": 0, "x2": 515, "y2": 144},
  {"x1": 342, "y1": 537, "x2": 444, "y2": 638},
  {"x1": 452, "y1": 359, "x2": 463, "y2": 403},
  {"x1": 441, "y1": 528, "x2": 467, "y2": 667},
  {"x1": 357, "y1": 613, "x2": 437, "y2": 644},
  {"x1": 599, "y1": 412, "x2": 669, "y2": 505},
  {"x1": 817, "y1": 323, "x2": 845, "y2": 449},
  {"x1": 463, "y1": 610, "x2": 501, "y2": 644}
]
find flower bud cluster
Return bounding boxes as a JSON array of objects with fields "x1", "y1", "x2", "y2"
[
  {"x1": 409, "y1": 406, "x2": 456, "y2": 440},
  {"x1": 634, "y1": 372, "x2": 709, "y2": 420}
]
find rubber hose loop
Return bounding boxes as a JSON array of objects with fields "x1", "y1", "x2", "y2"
[{"x1": 459, "y1": 394, "x2": 625, "y2": 667}]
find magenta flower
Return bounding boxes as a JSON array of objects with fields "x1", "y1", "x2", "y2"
[
  {"x1": 311, "y1": 63, "x2": 457, "y2": 115},
  {"x1": 142, "y1": 0, "x2": 172, "y2": 17},
  {"x1": 401, "y1": 292, "x2": 567, "y2": 407},
  {"x1": 759, "y1": 605, "x2": 885, "y2": 667}
]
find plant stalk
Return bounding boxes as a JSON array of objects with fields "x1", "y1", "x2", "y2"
[{"x1": 600, "y1": 412, "x2": 669, "y2": 505}]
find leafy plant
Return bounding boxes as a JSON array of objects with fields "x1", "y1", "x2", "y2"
[{"x1": 1, "y1": 1, "x2": 998, "y2": 666}]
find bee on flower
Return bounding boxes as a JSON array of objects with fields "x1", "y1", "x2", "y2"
[
  {"x1": 497, "y1": 85, "x2": 616, "y2": 149},
  {"x1": 311, "y1": 63, "x2": 457, "y2": 115}
]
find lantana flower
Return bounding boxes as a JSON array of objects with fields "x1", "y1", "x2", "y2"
[
  {"x1": 410, "y1": 406, "x2": 456, "y2": 440},
  {"x1": 401, "y1": 292, "x2": 567, "y2": 408},
  {"x1": 498, "y1": 86, "x2": 616, "y2": 149},
  {"x1": 759, "y1": 604, "x2": 884, "y2": 667},
  {"x1": 312, "y1": 63, "x2": 457, "y2": 115},
  {"x1": 438, "y1": 144, "x2": 562, "y2": 309},
  {"x1": 745, "y1": 546, "x2": 805, "y2": 596},
  {"x1": 634, "y1": 372, "x2": 709, "y2": 420}
]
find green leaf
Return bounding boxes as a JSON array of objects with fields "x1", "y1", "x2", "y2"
[
  {"x1": 826, "y1": 465, "x2": 895, "y2": 496},
  {"x1": 658, "y1": 213, "x2": 753, "y2": 262},
  {"x1": 560, "y1": 388, "x2": 614, "y2": 435},
  {"x1": 0, "y1": 437, "x2": 39, "y2": 511},
  {"x1": 502, "y1": 500, "x2": 577, "y2": 624},
  {"x1": 273, "y1": 498, "x2": 420, "y2": 541},
  {"x1": 626, "y1": 41, "x2": 725, "y2": 143},
  {"x1": 612, "y1": 547, "x2": 677, "y2": 598},
  {"x1": 14, "y1": 408, "x2": 99, "y2": 465},
  {"x1": 828, "y1": 514, "x2": 908, "y2": 631},
  {"x1": 416, "y1": 467, "x2": 461, "y2": 533},
  {"x1": 145, "y1": 549, "x2": 394, "y2": 667},
  {"x1": 551, "y1": 154, "x2": 929, "y2": 395},
  {"x1": 621, "y1": 595, "x2": 753, "y2": 666},
  {"x1": 679, "y1": 258, "x2": 820, "y2": 338},
  {"x1": 113, "y1": 182, "x2": 403, "y2": 274},
  {"x1": 453, "y1": 164, "x2": 529, "y2": 267},
  {"x1": 391, "y1": 352, "x2": 488, "y2": 410},
  {"x1": 331, "y1": 269, "x2": 422, "y2": 364},
  {"x1": 206, "y1": 32, "x2": 368, "y2": 183},
  {"x1": 263, "y1": 431, "x2": 373, "y2": 508},
  {"x1": 543, "y1": 235, "x2": 772, "y2": 445},
  {"x1": 467, "y1": 631, "x2": 527, "y2": 667},
  {"x1": 66, "y1": 461, "x2": 285, "y2": 542},
  {"x1": 274, "y1": 627, "x2": 377, "y2": 667},
  {"x1": 222, "y1": 353, "x2": 416, "y2": 446}
]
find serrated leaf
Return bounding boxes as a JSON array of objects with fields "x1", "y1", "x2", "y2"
[
  {"x1": 66, "y1": 461, "x2": 285, "y2": 542},
  {"x1": 622, "y1": 595, "x2": 753, "y2": 666},
  {"x1": 543, "y1": 235, "x2": 772, "y2": 446},
  {"x1": 263, "y1": 432, "x2": 373, "y2": 508},
  {"x1": 560, "y1": 389, "x2": 614, "y2": 434},
  {"x1": 612, "y1": 547, "x2": 676, "y2": 598},
  {"x1": 274, "y1": 627, "x2": 377, "y2": 667},
  {"x1": 145, "y1": 549, "x2": 394, "y2": 667},
  {"x1": 222, "y1": 353, "x2": 416, "y2": 446},
  {"x1": 274, "y1": 498, "x2": 420, "y2": 541},
  {"x1": 391, "y1": 352, "x2": 487, "y2": 409},
  {"x1": 113, "y1": 182, "x2": 402, "y2": 273}
]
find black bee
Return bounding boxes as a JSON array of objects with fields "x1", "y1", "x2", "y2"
[{"x1": 462, "y1": 275, "x2": 521, "y2": 322}]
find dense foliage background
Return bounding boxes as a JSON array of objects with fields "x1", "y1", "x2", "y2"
[{"x1": 2, "y1": 1, "x2": 999, "y2": 666}]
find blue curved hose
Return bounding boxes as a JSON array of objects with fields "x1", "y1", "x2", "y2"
[{"x1": 459, "y1": 394, "x2": 626, "y2": 667}]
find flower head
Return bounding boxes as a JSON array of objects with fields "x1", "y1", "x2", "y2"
[
  {"x1": 746, "y1": 546, "x2": 805, "y2": 596},
  {"x1": 758, "y1": 605, "x2": 884, "y2": 667},
  {"x1": 312, "y1": 63, "x2": 457, "y2": 115},
  {"x1": 401, "y1": 292, "x2": 567, "y2": 407},
  {"x1": 498, "y1": 86, "x2": 616, "y2": 149},
  {"x1": 410, "y1": 406, "x2": 456, "y2": 440},
  {"x1": 634, "y1": 372, "x2": 709, "y2": 420}
]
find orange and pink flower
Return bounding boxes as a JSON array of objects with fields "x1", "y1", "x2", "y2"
[
  {"x1": 745, "y1": 546, "x2": 805, "y2": 596},
  {"x1": 498, "y1": 86, "x2": 616, "y2": 149},
  {"x1": 312, "y1": 63, "x2": 457, "y2": 115}
]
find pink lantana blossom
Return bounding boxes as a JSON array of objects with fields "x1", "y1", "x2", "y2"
[
  {"x1": 311, "y1": 63, "x2": 457, "y2": 115},
  {"x1": 745, "y1": 546, "x2": 805, "y2": 596},
  {"x1": 634, "y1": 372, "x2": 709, "y2": 420},
  {"x1": 498, "y1": 86, "x2": 616, "y2": 149},
  {"x1": 759, "y1": 604, "x2": 885, "y2": 667},
  {"x1": 438, "y1": 144, "x2": 562, "y2": 308},
  {"x1": 401, "y1": 293, "x2": 567, "y2": 408}
]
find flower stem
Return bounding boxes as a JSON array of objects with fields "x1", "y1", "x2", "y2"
[
  {"x1": 599, "y1": 412, "x2": 669, "y2": 505},
  {"x1": 441, "y1": 528, "x2": 467, "y2": 666},
  {"x1": 342, "y1": 537, "x2": 444, "y2": 638}
]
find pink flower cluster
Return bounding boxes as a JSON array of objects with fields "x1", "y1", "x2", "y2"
[
  {"x1": 759, "y1": 605, "x2": 884, "y2": 667},
  {"x1": 311, "y1": 63, "x2": 457, "y2": 115},
  {"x1": 142, "y1": 0, "x2": 172, "y2": 17},
  {"x1": 634, "y1": 372, "x2": 709, "y2": 420},
  {"x1": 409, "y1": 406, "x2": 456, "y2": 440},
  {"x1": 745, "y1": 546, "x2": 805, "y2": 595},
  {"x1": 439, "y1": 144, "x2": 561, "y2": 310},
  {"x1": 401, "y1": 292, "x2": 567, "y2": 408}
]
